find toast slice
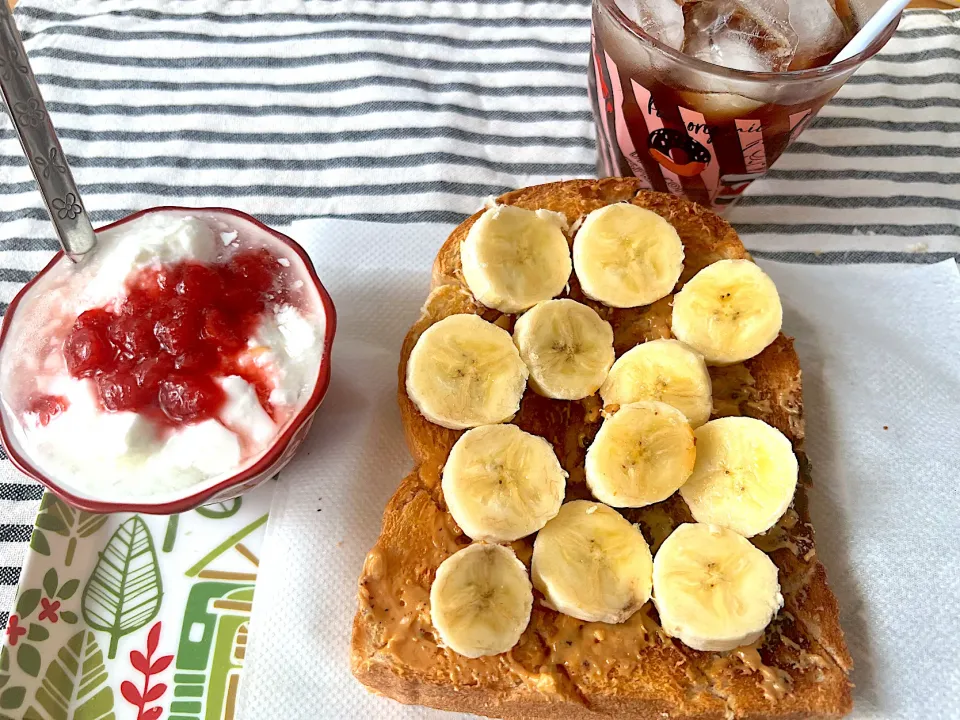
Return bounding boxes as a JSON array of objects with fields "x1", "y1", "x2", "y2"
[{"x1": 351, "y1": 179, "x2": 853, "y2": 720}]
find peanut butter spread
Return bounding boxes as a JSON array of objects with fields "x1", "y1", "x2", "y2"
[
  {"x1": 733, "y1": 644, "x2": 791, "y2": 702},
  {"x1": 706, "y1": 642, "x2": 793, "y2": 702},
  {"x1": 752, "y1": 509, "x2": 807, "y2": 557},
  {"x1": 632, "y1": 503, "x2": 680, "y2": 553},
  {"x1": 356, "y1": 251, "x2": 834, "y2": 713},
  {"x1": 357, "y1": 361, "x2": 827, "y2": 707},
  {"x1": 542, "y1": 604, "x2": 668, "y2": 681},
  {"x1": 710, "y1": 364, "x2": 770, "y2": 419},
  {"x1": 356, "y1": 472, "x2": 829, "y2": 710},
  {"x1": 565, "y1": 271, "x2": 673, "y2": 355}
]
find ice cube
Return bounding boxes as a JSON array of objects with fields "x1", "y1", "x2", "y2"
[
  {"x1": 684, "y1": 8, "x2": 776, "y2": 71},
  {"x1": 787, "y1": 0, "x2": 849, "y2": 70},
  {"x1": 682, "y1": 0, "x2": 798, "y2": 72},
  {"x1": 678, "y1": 88, "x2": 766, "y2": 120},
  {"x1": 617, "y1": 0, "x2": 685, "y2": 50},
  {"x1": 844, "y1": 0, "x2": 886, "y2": 26}
]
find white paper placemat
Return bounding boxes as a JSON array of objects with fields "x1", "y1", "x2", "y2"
[{"x1": 235, "y1": 218, "x2": 960, "y2": 720}]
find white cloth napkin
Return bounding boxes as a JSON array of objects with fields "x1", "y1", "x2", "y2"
[{"x1": 235, "y1": 219, "x2": 960, "y2": 719}]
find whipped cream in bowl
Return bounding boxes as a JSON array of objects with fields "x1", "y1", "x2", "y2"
[{"x1": 0, "y1": 208, "x2": 335, "y2": 513}]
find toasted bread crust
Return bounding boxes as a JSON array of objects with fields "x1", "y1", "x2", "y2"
[{"x1": 352, "y1": 181, "x2": 852, "y2": 720}]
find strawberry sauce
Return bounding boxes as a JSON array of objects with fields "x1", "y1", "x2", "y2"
[{"x1": 55, "y1": 248, "x2": 292, "y2": 426}]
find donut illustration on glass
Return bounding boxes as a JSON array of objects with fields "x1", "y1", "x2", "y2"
[{"x1": 647, "y1": 128, "x2": 711, "y2": 178}]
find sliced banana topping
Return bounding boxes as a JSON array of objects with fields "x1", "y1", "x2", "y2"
[
  {"x1": 513, "y1": 299, "x2": 615, "y2": 401},
  {"x1": 679, "y1": 417, "x2": 798, "y2": 538},
  {"x1": 532, "y1": 500, "x2": 653, "y2": 624},
  {"x1": 406, "y1": 313, "x2": 528, "y2": 430},
  {"x1": 586, "y1": 401, "x2": 696, "y2": 508},
  {"x1": 430, "y1": 543, "x2": 534, "y2": 658},
  {"x1": 442, "y1": 424, "x2": 567, "y2": 542},
  {"x1": 573, "y1": 203, "x2": 685, "y2": 308},
  {"x1": 599, "y1": 339, "x2": 712, "y2": 428},
  {"x1": 672, "y1": 259, "x2": 782, "y2": 365},
  {"x1": 461, "y1": 204, "x2": 572, "y2": 313},
  {"x1": 653, "y1": 523, "x2": 783, "y2": 652}
]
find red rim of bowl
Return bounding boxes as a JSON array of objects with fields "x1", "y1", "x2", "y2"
[{"x1": 0, "y1": 206, "x2": 337, "y2": 515}]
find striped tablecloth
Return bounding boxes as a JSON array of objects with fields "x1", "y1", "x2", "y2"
[{"x1": 0, "y1": 0, "x2": 958, "y2": 624}]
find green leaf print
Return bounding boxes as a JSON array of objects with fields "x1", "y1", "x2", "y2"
[
  {"x1": 0, "y1": 647, "x2": 20, "y2": 714},
  {"x1": 81, "y1": 516, "x2": 163, "y2": 659},
  {"x1": 23, "y1": 630, "x2": 116, "y2": 720},
  {"x1": 76, "y1": 513, "x2": 107, "y2": 539},
  {"x1": 195, "y1": 497, "x2": 243, "y2": 519},
  {"x1": 41, "y1": 494, "x2": 73, "y2": 532},
  {"x1": 42, "y1": 570, "x2": 58, "y2": 600},
  {"x1": 32, "y1": 495, "x2": 108, "y2": 568},
  {"x1": 27, "y1": 624, "x2": 49, "y2": 642},
  {"x1": 0, "y1": 686, "x2": 24, "y2": 710},
  {"x1": 57, "y1": 580, "x2": 80, "y2": 601},
  {"x1": 59, "y1": 611, "x2": 78, "y2": 625},
  {"x1": 17, "y1": 589, "x2": 41, "y2": 619},
  {"x1": 35, "y1": 514, "x2": 66, "y2": 534},
  {"x1": 16, "y1": 644, "x2": 40, "y2": 678},
  {"x1": 161, "y1": 515, "x2": 179, "y2": 553},
  {"x1": 30, "y1": 530, "x2": 50, "y2": 557}
]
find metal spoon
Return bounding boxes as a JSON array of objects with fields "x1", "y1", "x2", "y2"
[{"x1": 0, "y1": 2, "x2": 95, "y2": 261}]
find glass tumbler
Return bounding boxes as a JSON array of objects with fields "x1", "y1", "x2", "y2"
[{"x1": 589, "y1": 0, "x2": 901, "y2": 210}]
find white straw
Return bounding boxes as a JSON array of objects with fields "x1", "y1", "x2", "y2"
[{"x1": 832, "y1": 0, "x2": 912, "y2": 64}]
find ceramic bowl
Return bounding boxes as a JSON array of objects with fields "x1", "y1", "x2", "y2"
[{"x1": 0, "y1": 207, "x2": 336, "y2": 514}]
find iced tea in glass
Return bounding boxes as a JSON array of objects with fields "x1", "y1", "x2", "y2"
[{"x1": 589, "y1": 0, "x2": 900, "y2": 210}]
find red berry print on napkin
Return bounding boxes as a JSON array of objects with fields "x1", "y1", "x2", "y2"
[
  {"x1": 4, "y1": 615, "x2": 26, "y2": 646},
  {"x1": 38, "y1": 598, "x2": 60, "y2": 623}
]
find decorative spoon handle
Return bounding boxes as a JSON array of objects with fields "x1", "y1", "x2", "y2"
[{"x1": 0, "y1": 2, "x2": 95, "y2": 261}]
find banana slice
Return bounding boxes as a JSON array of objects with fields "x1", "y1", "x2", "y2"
[
  {"x1": 442, "y1": 424, "x2": 567, "y2": 542},
  {"x1": 406, "y1": 313, "x2": 529, "y2": 430},
  {"x1": 513, "y1": 299, "x2": 615, "y2": 400},
  {"x1": 599, "y1": 339, "x2": 712, "y2": 427},
  {"x1": 679, "y1": 417, "x2": 798, "y2": 538},
  {"x1": 461, "y1": 205, "x2": 572, "y2": 313},
  {"x1": 586, "y1": 401, "x2": 696, "y2": 508},
  {"x1": 671, "y1": 259, "x2": 782, "y2": 365},
  {"x1": 532, "y1": 500, "x2": 653, "y2": 623},
  {"x1": 430, "y1": 543, "x2": 533, "y2": 658},
  {"x1": 653, "y1": 523, "x2": 783, "y2": 651},
  {"x1": 573, "y1": 203, "x2": 684, "y2": 308}
]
